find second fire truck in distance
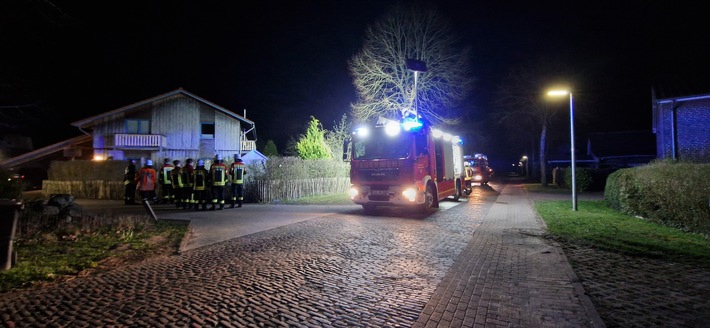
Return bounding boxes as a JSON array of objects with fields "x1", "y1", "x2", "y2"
[{"x1": 343, "y1": 116, "x2": 465, "y2": 211}]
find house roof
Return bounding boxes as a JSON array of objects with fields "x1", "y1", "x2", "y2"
[
  {"x1": 587, "y1": 130, "x2": 656, "y2": 159},
  {"x1": 241, "y1": 149, "x2": 268, "y2": 162},
  {"x1": 70, "y1": 88, "x2": 255, "y2": 129},
  {"x1": 0, "y1": 134, "x2": 92, "y2": 169}
]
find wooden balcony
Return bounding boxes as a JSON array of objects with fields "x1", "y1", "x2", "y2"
[{"x1": 113, "y1": 134, "x2": 166, "y2": 149}]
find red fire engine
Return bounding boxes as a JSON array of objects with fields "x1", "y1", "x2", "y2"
[{"x1": 343, "y1": 116, "x2": 465, "y2": 211}]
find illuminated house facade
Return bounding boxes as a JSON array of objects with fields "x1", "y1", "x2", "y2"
[
  {"x1": 652, "y1": 92, "x2": 710, "y2": 162},
  {"x1": 70, "y1": 88, "x2": 256, "y2": 166}
]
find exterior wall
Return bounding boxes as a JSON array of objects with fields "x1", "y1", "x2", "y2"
[
  {"x1": 153, "y1": 96, "x2": 200, "y2": 151},
  {"x1": 655, "y1": 97, "x2": 710, "y2": 162},
  {"x1": 676, "y1": 101, "x2": 710, "y2": 161},
  {"x1": 215, "y1": 111, "x2": 241, "y2": 160}
]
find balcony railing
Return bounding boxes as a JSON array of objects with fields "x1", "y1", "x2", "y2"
[
  {"x1": 241, "y1": 140, "x2": 256, "y2": 152},
  {"x1": 114, "y1": 134, "x2": 166, "y2": 148},
  {"x1": 112, "y1": 134, "x2": 256, "y2": 152}
]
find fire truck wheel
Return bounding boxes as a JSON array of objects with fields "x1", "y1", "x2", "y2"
[
  {"x1": 421, "y1": 183, "x2": 436, "y2": 211},
  {"x1": 453, "y1": 182, "x2": 461, "y2": 201}
]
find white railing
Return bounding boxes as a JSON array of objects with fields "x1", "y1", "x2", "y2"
[
  {"x1": 114, "y1": 134, "x2": 166, "y2": 148},
  {"x1": 242, "y1": 140, "x2": 256, "y2": 152}
]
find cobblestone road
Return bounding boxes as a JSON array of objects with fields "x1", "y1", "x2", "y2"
[{"x1": 1, "y1": 189, "x2": 496, "y2": 327}]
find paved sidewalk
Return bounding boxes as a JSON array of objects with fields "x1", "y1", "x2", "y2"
[{"x1": 415, "y1": 183, "x2": 605, "y2": 328}]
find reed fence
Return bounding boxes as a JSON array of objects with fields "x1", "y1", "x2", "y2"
[{"x1": 42, "y1": 178, "x2": 350, "y2": 203}]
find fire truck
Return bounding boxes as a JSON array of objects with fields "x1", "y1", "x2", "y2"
[
  {"x1": 463, "y1": 153, "x2": 492, "y2": 195},
  {"x1": 343, "y1": 116, "x2": 465, "y2": 211}
]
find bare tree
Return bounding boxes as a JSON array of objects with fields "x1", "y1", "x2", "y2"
[
  {"x1": 348, "y1": 3, "x2": 473, "y2": 125},
  {"x1": 493, "y1": 59, "x2": 575, "y2": 185},
  {"x1": 324, "y1": 113, "x2": 351, "y2": 159}
]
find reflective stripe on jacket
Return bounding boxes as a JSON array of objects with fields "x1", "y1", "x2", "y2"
[{"x1": 230, "y1": 162, "x2": 246, "y2": 184}]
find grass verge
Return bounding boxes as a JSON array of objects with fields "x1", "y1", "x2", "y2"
[
  {"x1": 535, "y1": 200, "x2": 710, "y2": 267},
  {"x1": 0, "y1": 218, "x2": 188, "y2": 294}
]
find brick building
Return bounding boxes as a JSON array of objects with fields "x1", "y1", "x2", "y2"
[{"x1": 652, "y1": 92, "x2": 710, "y2": 162}]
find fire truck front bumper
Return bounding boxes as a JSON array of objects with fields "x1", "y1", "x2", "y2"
[{"x1": 348, "y1": 185, "x2": 424, "y2": 206}]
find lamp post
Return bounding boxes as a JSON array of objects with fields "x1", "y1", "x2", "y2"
[
  {"x1": 406, "y1": 59, "x2": 427, "y2": 117},
  {"x1": 547, "y1": 89, "x2": 577, "y2": 211}
]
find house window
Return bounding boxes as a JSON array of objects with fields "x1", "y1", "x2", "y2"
[
  {"x1": 126, "y1": 119, "x2": 150, "y2": 134},
  {"x1": 201, "y1": 122, "x2": 215, "y2": 139}
]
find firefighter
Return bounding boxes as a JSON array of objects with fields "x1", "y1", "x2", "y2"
[
  {"x1": 183, "y1": 158, "x2": 195, "y2": 209},
  {"x1": 123, "y1": 159, "x2": 138, "y2": 205},
  {"x1": 208, "y1": 154, "x2": 228, "y2": 210},
  {"x1": 136, "y1": 159, "x2": 157, "y2": 204},
  {"x1": 192, "y1": 159, "x2": 209, "y2": 211},
  {"x1": 170, "y1": 159, "x2": 185, "y2": 208},
  {"x1": 229, "y1": 154, "x2": 247, "y2": 208},
  {"x1": 159, "y1": 158, "x2": 174, "y2": 204}
]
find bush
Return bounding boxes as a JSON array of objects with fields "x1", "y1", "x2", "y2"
[
  {"x1": 605, "y1": 160, "x2": 710, "y2": 234},
  {"x1": 561, "y1": 167, "x2": 593, "y2": 192},
  {"x1": 48, "y1": 160, "x2": 126, "y2": 181}
]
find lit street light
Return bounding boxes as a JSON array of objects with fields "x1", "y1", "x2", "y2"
[
  {"x1": 521, "y1": 155, "x2": 529, "y2": 178},
  {"x1": 547, "y1": 89, "x2": 577, "y2": 211}
]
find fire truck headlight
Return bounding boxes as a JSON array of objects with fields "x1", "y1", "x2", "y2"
[
  {"x1": 385, "y1": 122, "x2": 401, "y2": 136},
  {"x1": 402, "y1": 187, "x2": 417, "y2": 202},
  {"x1": 474, "y1": 174, "x2": 483, "y2": 181},
  {"x1": 355, "y1": 127, "x2": 369, "y2": 138},
  {"x1": 348, "y1": 187, "x2": 359, "y2": 199}
]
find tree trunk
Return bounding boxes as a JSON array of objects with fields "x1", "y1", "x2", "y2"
[{"x1": 539, "y1": 123, "x2": 547, "y2": 186}]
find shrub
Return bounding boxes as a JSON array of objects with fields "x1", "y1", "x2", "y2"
[
  {"x1": 48, "y1": 160, "x2": 126, "y2": 181},
  {"x1": 561, "y1": 167, "x2": 593, "y2": 192},
  {"x1": 605, "y1": 160, "x2": 710, "y2": 234}
]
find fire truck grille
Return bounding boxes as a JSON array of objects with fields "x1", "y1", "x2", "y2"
[{"x1": 361, "y1": 168, "x2": 399, "y2": 181}]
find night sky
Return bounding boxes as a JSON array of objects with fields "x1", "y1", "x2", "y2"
[{"x1": 2, "y1": 0, "x2": 709, "y2": 164}]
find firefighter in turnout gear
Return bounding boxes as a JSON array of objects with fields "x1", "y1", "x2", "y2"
[
  {"x1": 192, "y1": 159, "x2": 209, "y2": 211},
  {"x1": 170, "y1": 160, "x2": 186, "y2": 208},
  {"x1": 123, "y1": 159, "x2": 137, "y2": 205},
  {"x1": 136, "y1": 159, "x2": 157, "y2": 203},
  {"x1": 229, "y1": 154, "x2": 247, "y2": 208},
  {"x1": 159, "y1": 158, "x2": 174, "y2": 204},
  {"x1": 208, "y1": 154, "x2": 228, "y2": 210},
  {"x1": 182, "y1": 158, "x2": 195, "y2": 209}
]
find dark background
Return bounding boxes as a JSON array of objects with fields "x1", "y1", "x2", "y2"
[{"x1": 2, "y1": 0, "x2": 709, "y2": 167}]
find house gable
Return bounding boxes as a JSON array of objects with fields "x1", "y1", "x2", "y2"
[{"x1": 70, "y1": 88, "x2": 257, "y2": 163}]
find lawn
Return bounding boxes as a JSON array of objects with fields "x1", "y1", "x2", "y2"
[{"x1": 535, "y1": 200, "x2": 710, "y2": 266}]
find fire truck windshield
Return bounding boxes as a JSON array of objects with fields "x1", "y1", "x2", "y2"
[{"x1": 353, "y1": 128, "x2": 411, "y2": 160}]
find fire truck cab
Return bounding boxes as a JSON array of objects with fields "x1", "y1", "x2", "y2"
[{"x1": 343, "y1": 116, "x2": 465, "y2": 211}]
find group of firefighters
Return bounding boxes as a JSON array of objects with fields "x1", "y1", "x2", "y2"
[{"x1": 123, "y1": 154, "x2": 247, "y2": 211}]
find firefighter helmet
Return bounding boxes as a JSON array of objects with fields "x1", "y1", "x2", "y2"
[{"x1": 146, "y1": 159, "x2": 153, "y2": 166}]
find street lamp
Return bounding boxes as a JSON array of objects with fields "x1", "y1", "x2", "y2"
[
  {"x1": 547, "y1": 89, "x2": 577, "y2": 211},
  {"x1": 406, "y1": 59, "x2": 427, "y2": 117}
]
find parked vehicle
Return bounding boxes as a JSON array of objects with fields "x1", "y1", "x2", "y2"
[
  {"x1": 464, "y1": 154, "x2": 492, "y2": 186},
  {"x1": 343, "y1": 116, "x2": 465, "y2": 211}
]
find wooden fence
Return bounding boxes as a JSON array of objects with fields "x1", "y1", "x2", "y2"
[{"x1": 42, "y1": 177, "x2": 350, "y2": 202}]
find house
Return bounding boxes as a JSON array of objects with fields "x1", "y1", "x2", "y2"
[
  {"x1": 70, "y1": 88, "x2": 257, "y2": 166},
  {"x1": 652, "y1": 91, "x2": 710, "y2": 162},
  {"x1": 586, "y1": 131, "x2": 656, "y2": 169}
]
